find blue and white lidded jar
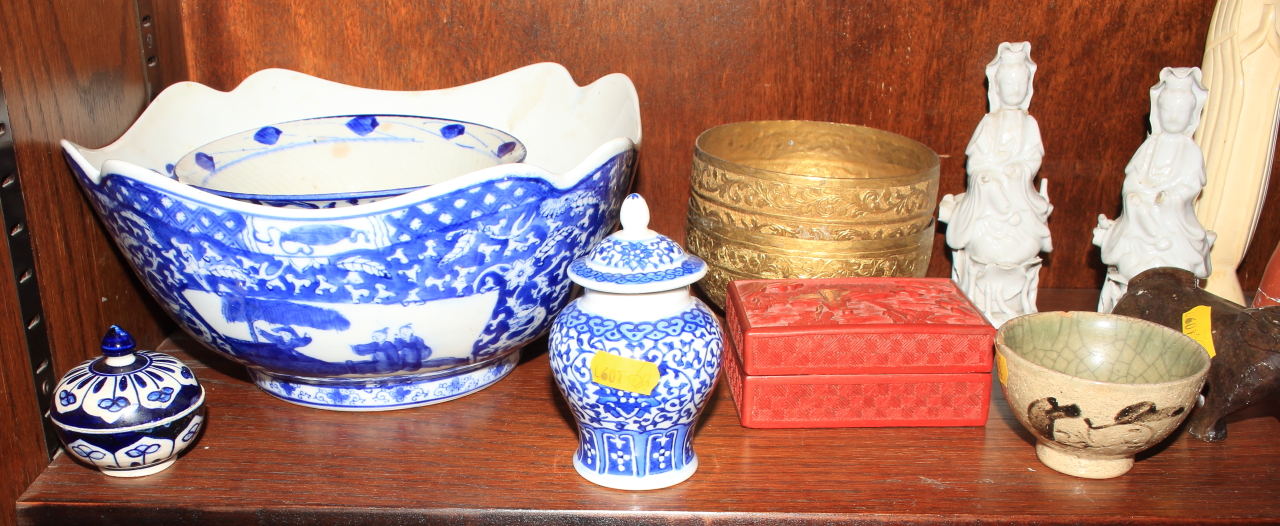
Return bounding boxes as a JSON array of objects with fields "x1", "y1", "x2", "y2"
[
  {"x1": 549, "y1": 193, "x2": 724, "y2": 490},
  {"x1": 50, "y1": 326, "x2": 206, "y2": 477}
]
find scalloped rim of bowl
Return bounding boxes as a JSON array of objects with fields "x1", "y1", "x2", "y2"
[
  {"x1": 77, "y1": 141, "x2": 632, "y2": 220},
  {"x1": 61, "y1": 63, "x2": 641, "y2": 219},
  {"x1": 995, "y1": 311, "x2": 1212, "y2": 389}
]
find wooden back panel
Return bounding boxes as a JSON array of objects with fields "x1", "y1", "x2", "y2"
[
  {"x1": 0, "y1": 1, "x2": 174, "y2": 521},
  {"x1": 164, "y1": 0, "x2": 1271, "y2": 290}
]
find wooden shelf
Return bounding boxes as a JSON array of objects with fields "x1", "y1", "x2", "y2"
[{"x1": 16, "y1": 290, "x2": 1280, "y2": 525}]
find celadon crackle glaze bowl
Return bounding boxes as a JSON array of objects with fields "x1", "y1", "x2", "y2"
[
  {"x1": 996, "y1": 311, "x2": 1210, "y2": 479},
  {"x1": 61, "y1": 64, "x2": 640, "y2": 411}
]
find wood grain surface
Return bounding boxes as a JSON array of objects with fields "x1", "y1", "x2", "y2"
[
  {"x1": 0, "y1": 72, "x2": 48, "y2": 526},
  {"x1": 151, "y1": 0, "x2": 191, "y2": 90},
  {"x1": 0, "y1": 0, "x2": 181, "y2": 524},
  {"x1": 158, "y1": 0, "x2": 1280, "y2": 291},
  {"x1": 3, "y1": 0, "x2": 1278, "y2": 519},
  {"x1": 17, "y1": 290, "x2": 1280, "y2": 525},
  {"x1": 0, "y1": 0, "x2": 174, "y2": 381}
]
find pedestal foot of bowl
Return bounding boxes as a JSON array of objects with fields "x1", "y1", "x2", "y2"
[
  {"x1": 247, "y1": 351, "x2": 521, "y2": 411},
  {"x1": 1035, "y1": 442, "x2": 1134, "y2": 479}
]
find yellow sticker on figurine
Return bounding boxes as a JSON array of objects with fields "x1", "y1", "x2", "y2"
[
  {"x1": 591, "y1": 351, "x2": 661, "y2": 395},
  {"x1": 1181, "y1": 305, "x2": 1217, "y2": 359}
]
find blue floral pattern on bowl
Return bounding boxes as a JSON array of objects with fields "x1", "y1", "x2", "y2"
[
  {"x1": 64, "y1": 150, "x2": 633, "y2": 410},
  {"x1": 61, "y1": 64, "x2": 642, "y2": 411},
  {"x1": 249, "y1": 351, "x2": 519, "y2": 410}
]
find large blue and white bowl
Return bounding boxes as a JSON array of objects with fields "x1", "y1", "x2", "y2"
[{"x1": 61, "y1": 64, "x2": 641, "y2": 411}]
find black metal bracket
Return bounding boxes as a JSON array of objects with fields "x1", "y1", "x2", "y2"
[
  {"x1": 134, "y1": 0, "x2": 163, "y2": 100},
  {"x1": 0, "y1": 72, "x2": 59, "y2": 460}
]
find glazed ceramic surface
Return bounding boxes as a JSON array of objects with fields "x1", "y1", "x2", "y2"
[
  {"x1": 939, "y1": 42, "x2": 1052, "y2": 328},
  {"x1": 996, "y1": 311, "x2": 1209, "y2": 479},
  {"x1": 1094, "y1": 67, "x2": 1215, "y2": 313},
  {"x1": 62, "y1": 64, "x2": 641, "y2": 411},
  {"x1": 52, "y1": 327, "x2": 206, "y2": 477},
  {"x1": 174, "y1": 115, "x2": 526, "y2": 209},
  {"x1": 550, "y1": 194, "x2": 723, "y2": 490}
]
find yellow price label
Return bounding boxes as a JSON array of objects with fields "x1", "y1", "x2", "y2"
[
  {"x1": 1181, "y1": 305, "x2": 1217, "y2": 359},
  {"x1": 996, "y1": 352, "x2": 1008, "y2": 386},
  {"x1": 590, "y1": 351, "x2": 660, "y2": 396}
]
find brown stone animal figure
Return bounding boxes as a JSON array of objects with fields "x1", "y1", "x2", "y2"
[{"x1": 1112, "y1": 267, "x2": 1280, "y2": 442}]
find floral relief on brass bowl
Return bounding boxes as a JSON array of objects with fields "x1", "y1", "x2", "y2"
[
  {"x1": 687, "y1": 194, "x2": 935, "y2": 241},
  {"x1": 685, "y1": 121, "x2": 940, "y2": 308},
  {"x1": 689, "y1": 158, "x2": 938, "y2": 227}
]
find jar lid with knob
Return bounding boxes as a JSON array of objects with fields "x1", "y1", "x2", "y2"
[
  {"x1": 568, "y1": 193, "x2": 707, "y2": 294},
  {"x1": 50, "y1": 325, "x2": 204, "y2": 433}
]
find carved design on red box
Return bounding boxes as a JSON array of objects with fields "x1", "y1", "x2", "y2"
[
  {"x1": 727, "y1": 278, "x2": 995, "y2": 375},
  {"x1": 723, "y1": 336, "x2": 991, "y2": 428},
  {"x1": 751, "y1": 333, "x2": 993, "y2": 372},
  {"x1": 724, "y1": 293, "x2": 747, "y2": 360},
  {"x1": 749, "y1": 381, "x2": 987, "y2": 422},
  {"x1": 724, "y1": 337, "x2": 745, "y2": 411},
  {"x1": 735, "y1": 279, "x2": 987, "y2": 327}
]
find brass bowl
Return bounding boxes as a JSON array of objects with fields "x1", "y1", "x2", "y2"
[{"x1": 687, "y1": 121, "x2": 940, "y2": 308}]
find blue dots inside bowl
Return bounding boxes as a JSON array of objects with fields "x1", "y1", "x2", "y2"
[{"x1": 172, "y1": 115, "x2": 527, "y2": 209}]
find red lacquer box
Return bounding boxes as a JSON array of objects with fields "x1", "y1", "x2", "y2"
[{"x1": 723, "y1": 277, "x2": 996, "y2": 428}]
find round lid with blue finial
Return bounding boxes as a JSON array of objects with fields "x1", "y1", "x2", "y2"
[
  {"x1": 50, "y1": 326, "x2": 204, "y2": 432},
  {"x1": 568, "y1": 193, "x2": 707, "y2": 294}
]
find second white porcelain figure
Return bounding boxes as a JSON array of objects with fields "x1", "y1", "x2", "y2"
[
  {"x1": 549, "y1": 194, "x2": 724, "y2": 491},
  {"x1": 1094, "y1": 67, "x2": 1216, "y2": 313},
  {"x1": 939, "y1": 42, "x2": 1052, "y2": 327}
]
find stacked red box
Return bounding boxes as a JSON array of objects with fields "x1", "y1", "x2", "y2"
[{"x1": 722, "y1": 277, "x2": 996, "y2": 428}]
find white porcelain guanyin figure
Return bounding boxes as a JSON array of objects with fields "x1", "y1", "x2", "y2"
[
  {"x1": 939, "y1": 42, "x2": 1052, "y2": 327},
  {"x1": 1093, "y1": 67, "x2": 1216, "y2": 313}
]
